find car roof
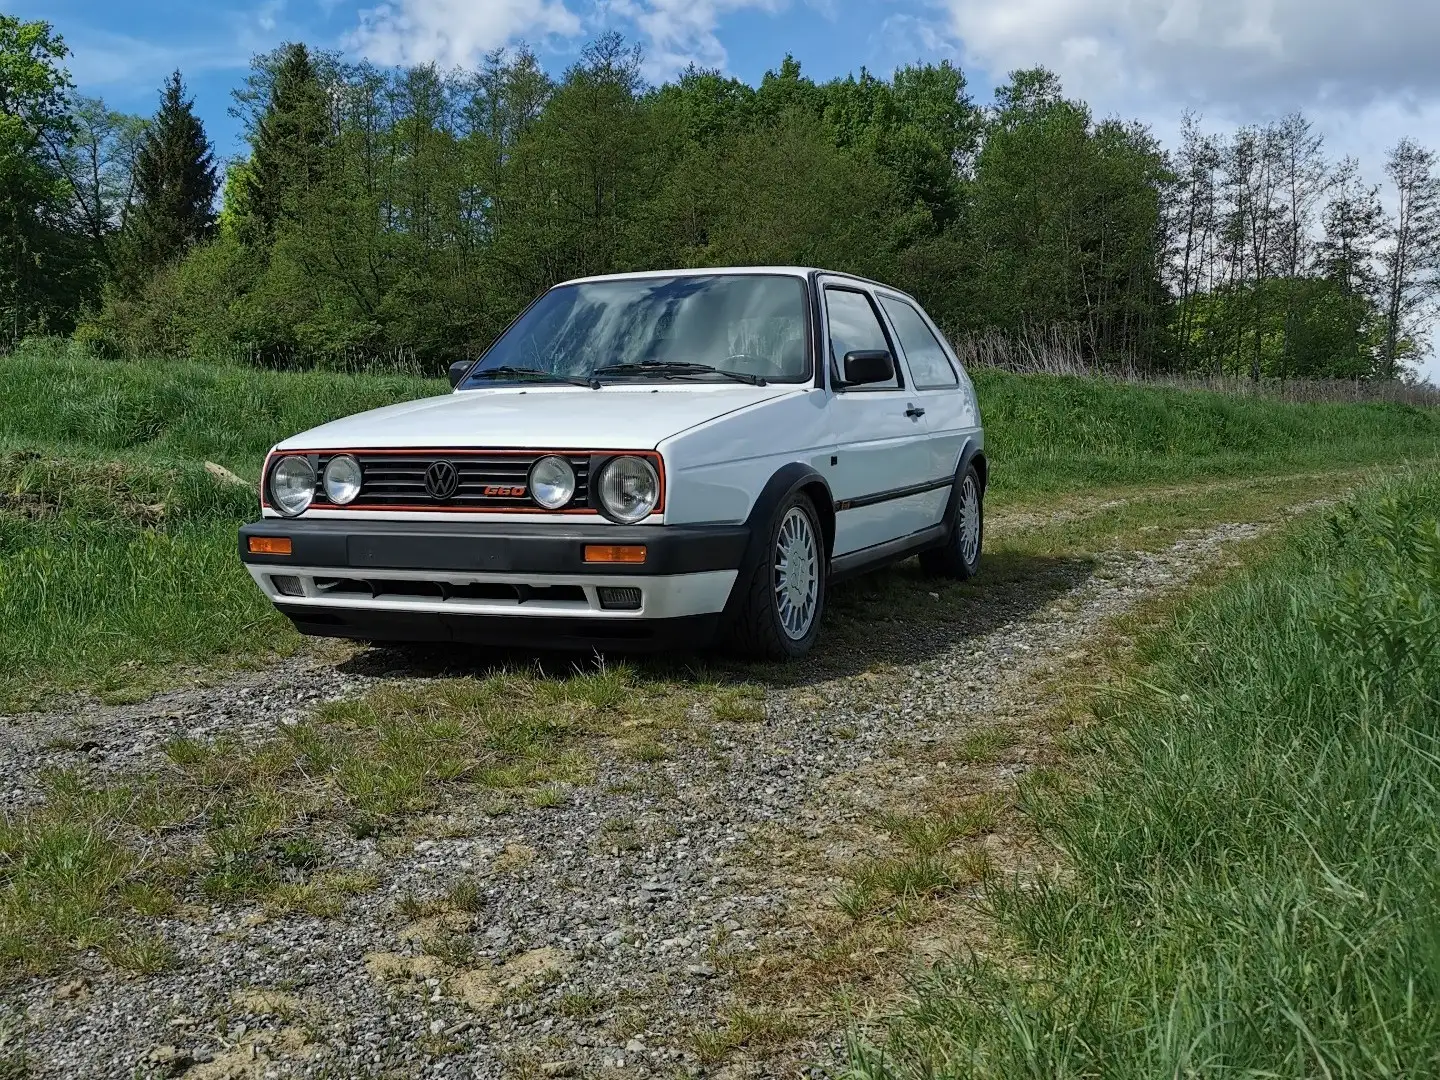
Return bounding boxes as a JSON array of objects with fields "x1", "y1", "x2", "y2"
[{"x1": 557, "y1": 266, "x2": 901, "y2": 293}]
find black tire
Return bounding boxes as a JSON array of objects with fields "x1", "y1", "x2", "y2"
[
  {"x1": 920, "y1": 463, "x2": 983, "y2": 580},
  {"x1": 724, "y1": 491, "x2": 827, "y2": 660}
]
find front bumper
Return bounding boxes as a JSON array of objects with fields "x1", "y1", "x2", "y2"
[{"x1": 239, "y1": 518, "x2": 749, "y2": 650}]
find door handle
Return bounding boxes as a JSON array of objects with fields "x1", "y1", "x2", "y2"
[{"x1": 905, "y1": 405, "x2": 926, "y2": 418}]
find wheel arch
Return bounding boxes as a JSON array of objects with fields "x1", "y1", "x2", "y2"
[
  {"x1": 939, "y1": 438, "x2": 987, "y2": 539},
  {"x1": 721, "y1": 462, "x2": 834, "y2": 620}
]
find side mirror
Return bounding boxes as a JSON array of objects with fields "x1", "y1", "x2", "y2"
[
  {"x1": 448, "y1": 360, "x2": 473, "y2": 388},
  {"x1": 842, "y1": 349, "x2": 895, "y2": 387}
]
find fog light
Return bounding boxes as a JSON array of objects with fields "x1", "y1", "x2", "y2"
[
  {"x1": 270, "y1": 574, "x2": 304, "y2": 597},
  {"x1": 597, "y1": 586, "x2": 642, "y2": 611}
]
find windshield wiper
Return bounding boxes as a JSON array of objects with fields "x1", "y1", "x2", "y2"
[
  {"x1": 467, "y1": 366, "x2": 601, "y2": 389},
  {"x1": 593, "y1": 361, "x2": 766, "y2": 386}
]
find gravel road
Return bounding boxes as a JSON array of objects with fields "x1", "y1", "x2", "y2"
[{"x1": 1, "y1": 511, "x2": 1290, "y2": 1079}]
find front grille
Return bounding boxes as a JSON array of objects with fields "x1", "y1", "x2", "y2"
[{"x1": 311, "y1": 452, "x2": 591, "y2": 511}]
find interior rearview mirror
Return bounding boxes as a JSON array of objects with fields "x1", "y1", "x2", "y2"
[
  {"x1": 842, "y1": 350, "x2": 895, "y2": 387},
  {"x1": 448, "y1": 360, "x2": 473, "y2": 388}
]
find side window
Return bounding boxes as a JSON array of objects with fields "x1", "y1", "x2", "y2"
[
  {"x1": 825, "y1": 288, "x2": 900, "y2": 389},
  {"x1": 880, "y1": 297, "x2": 958, "y2": 389}
]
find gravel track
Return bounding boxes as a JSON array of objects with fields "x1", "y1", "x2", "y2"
[{"x1": 2, "y1": 511, "x2": 1295, "y2": 1079}]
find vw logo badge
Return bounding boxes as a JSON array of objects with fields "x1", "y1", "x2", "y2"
[{"x1": 424, "y1": 460, "x2": 460, "y2": 501}]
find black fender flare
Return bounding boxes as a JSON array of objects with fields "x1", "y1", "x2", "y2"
[
  {"x1": 720, "y1": 463, "x2": 835, "y2": 624},
  {"x1": 938, "y1": 439, "x2": 988, "y2": 541}
]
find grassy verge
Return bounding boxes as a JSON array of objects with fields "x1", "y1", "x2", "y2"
[
  {"x1": 2, "y1": 343, "x2": 1438, "y2": 705},
  {"x1": 0, "y1": 342, "x2": 436, "y2": 474},
  {"x1": 0, "y1": 448, "x2": 295, "y2": 708},
  {"x1": 0, "y1": 665, "x2": 761, "y2": 980},
  {"x1": 976, "y1": 367, "x2": 1440, "y2": 499},
  {"x1": 848, "y1": 471, "x2": 1440, "y2": 1077}
]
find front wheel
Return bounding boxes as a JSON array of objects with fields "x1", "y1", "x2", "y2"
[
  {"x1": 920, "y1": 464, "x2": 983, "y2": 579},
  {"x1": 724, "y1": 492, "x2": 826, "y2": 660}
]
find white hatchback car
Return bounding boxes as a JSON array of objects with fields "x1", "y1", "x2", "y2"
[{"x1": 240, "y1": 267, "x2": 986, "y2": 659}]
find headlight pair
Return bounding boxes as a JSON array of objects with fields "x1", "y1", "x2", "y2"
[
  {"x1": 529, "y1": 454, "x2": 662, "y2": 521},
  {"x1": 269, "y1": 454, "x2": 361, "y2": 516},
  {"x1": 267, "y1": 452, "x2": 660, "y2": 521}
]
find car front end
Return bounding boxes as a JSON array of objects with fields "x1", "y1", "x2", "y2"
[{"x1": 239, "y1": 442, "x2": 760, "y2": 650}]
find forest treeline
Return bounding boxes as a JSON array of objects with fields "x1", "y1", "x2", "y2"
[{"x1": 4, "y1": 15, "x2": 1440, "y2": 379}]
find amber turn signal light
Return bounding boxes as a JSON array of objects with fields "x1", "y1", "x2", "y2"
[
  {"x1": 248, "y1": 536, "x2": 293, "y2": 556},
  {"x1": 584, "y1": 544, "x2": 646, "y2": 564}
]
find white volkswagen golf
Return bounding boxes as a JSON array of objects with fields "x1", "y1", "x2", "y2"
[{"x1": 240, "y1": 267, "x2": 986, "y2": 659}]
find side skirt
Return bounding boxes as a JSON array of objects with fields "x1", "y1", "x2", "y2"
[{"x1": 828, "y1": 523, "x2": 947, "y2": 584}]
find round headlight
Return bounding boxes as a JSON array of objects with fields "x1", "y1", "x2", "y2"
[
  {"x1": 598, "y1": 456, "x2": 660, "y2": 523},
  {"x1": 529, "y1": 455, "x2": 576, "y2": 509},
  {"x1": 270, "y1": 455, "x2": 316, "y2": 517},
  {"x1": 323, "y1": 454, "x2": 363, "y2": 505}
]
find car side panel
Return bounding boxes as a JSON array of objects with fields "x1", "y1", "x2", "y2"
[
  {"x1": 659, "y1": 389, "x2": 839, "y2": 526},
  {"x1": 816, "y1": 277, "x2": 937, "y2": 556},
  {"x1": 875, "y1": 289, "x2": 983, "y2": 493}
]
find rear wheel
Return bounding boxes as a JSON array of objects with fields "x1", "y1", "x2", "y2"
[
  {"x1": 725, "y1": 492, "x2": 826, "y2": 660},
  {"x1": 920, "y1": 464, "x2": 983, "y2": 579}
]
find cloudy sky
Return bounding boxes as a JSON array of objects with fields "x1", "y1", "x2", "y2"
[{"x1": 20, "y1": 0, "x2": 1440, "y2": 374}]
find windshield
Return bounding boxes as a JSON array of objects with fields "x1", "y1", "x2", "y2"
[{"x1": 462, "y1": 274, "x2": 810, "y2": 387}]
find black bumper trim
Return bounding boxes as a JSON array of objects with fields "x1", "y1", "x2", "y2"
[
  {"x1": 275, "y1": 605, "x2": 721, "y2": 653},
  {"x1": 240, "y1": 519, "x2": 749, "y2": 577}
]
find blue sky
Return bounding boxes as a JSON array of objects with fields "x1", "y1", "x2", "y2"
[{"x1": 21, "y1": 0, "x2": 1440, "y2": 374}]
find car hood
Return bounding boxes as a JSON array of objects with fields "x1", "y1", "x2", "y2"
[{"x1": 275, "y1": 383, "x2": 807, "y2": 452}]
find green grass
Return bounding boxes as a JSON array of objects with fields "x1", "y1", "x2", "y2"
[
  {"x1": 848, "y1": 471, "x2": 1440, "y2": 1078},
  {"x1": 0, "y1": 341, "x2": 437, "y2": 474},
  {"x1": 975, "y1": 367, "x2": 1440, "y2": 500},
  {"x1": 3, "y1": 344, "x2": 1436, "y2": 499},
  {"x1": 0, "y1": 448, "x2": 294, "y2": 707},
  {"x1": 2, "y1": 343, "x2": 1438, "y2": 703}
]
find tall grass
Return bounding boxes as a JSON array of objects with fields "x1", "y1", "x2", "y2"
[
  {"x1": 953, "y1": 327, "x2": 1440, "y2": 408},
  {"x1": 4, "y1": 342, "x2": 1439, "y2": 494},
  {"x1": 1, "y1": 343, "x2": 1438, "y2": 702},
  {"x1": 0, "y1": 342, "x2": 438, "y2": 474},
  {"x1": 0, "y1": 451, "x2": 287, "y2": 706},
  {"x1": 977, "y1": 368, "x2": 1440, "y2": 496},
  {"x1": 848, "y1": 472, "x2": 1440, "y2": 1078}
]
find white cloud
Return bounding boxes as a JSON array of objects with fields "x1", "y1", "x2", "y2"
[
  {"x1": 933, "y1": 0, "x2": 1440, "y2": 378},
  {"x1": 60, "y1": 30, "x2": 254, "y2": 89},
  {"x1": 613, "y1": 0, "x2": 786, "y2": 77},
  {"x1": 940, "y1": 0, "x2": 1440, "y2": 110},
  {"x1": 348, "y1": 0, "x2": 583, "y2": 67},
  {"x1": 343, "y1": 0, "x2": 796, "y2": 81}
]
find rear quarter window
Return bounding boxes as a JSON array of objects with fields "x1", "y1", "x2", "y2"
[{"x1": 880, "y1": 297, "x2": 959, "y2": 390}]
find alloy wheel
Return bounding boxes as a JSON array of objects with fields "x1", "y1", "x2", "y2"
[{"x1": 774, "y1": 506, "x2": 820, "y2": 640}]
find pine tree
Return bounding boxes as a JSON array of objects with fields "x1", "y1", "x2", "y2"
[
  {"x1": 116, "y1": 70, "x2": 217, "y2": 291},
  {"x1": 236, "y1": 43, "x2": 328, "y2": 245}
]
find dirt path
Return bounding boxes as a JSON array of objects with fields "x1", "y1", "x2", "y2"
[{"x1": 2, "y1": 494, "x2": 1325, "y2": 1079}]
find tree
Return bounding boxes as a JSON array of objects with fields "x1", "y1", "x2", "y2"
[
  {"x1": 235, "y1": 43, "x2": 330, "y2": 244},
  {"x1": 0, "y1": 16, "x2": 77, "y2": 340},
  {"x1": 1379, "y1": 138, "x2": 1440, "y2": 379},
  {"x1": 1317, "y1": 157, "x2": 1384, "y2": 301},
  {"x1": 115, "y1": 71, "x2": 218, "y2": 292},
  {"x1": 1167, "y1": 114, "x2": 1221, "y2": 370},
  {"x1": 1272, "y1": 113, "x2": 1330, "y2": 378},
  {"x1": 52, "y1": 96, "x2": 147, "y2": 246},
  {"x1": 965, "y1": 69, "x2": 1167, "y2": 363}
]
